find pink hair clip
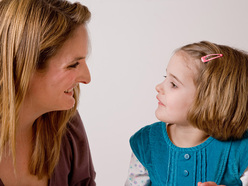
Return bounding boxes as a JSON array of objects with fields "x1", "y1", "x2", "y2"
[{"x1": 201, "y1": 54, "x2": 223, "y2": 63}]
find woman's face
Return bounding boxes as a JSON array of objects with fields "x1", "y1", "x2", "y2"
[{"x1": 26, "y1": 24, "x2": 90, "y2": 114}]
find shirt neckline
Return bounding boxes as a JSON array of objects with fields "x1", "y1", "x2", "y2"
[{"x1": 161, "y1": 122, "x2": 215, "y2": 152}]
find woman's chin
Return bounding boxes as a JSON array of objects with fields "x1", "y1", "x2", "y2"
[
  {"x1": 66, "y1": 102, "x2": 75, "y2": 110},
  {"x1": 59, "y1": 99, "x2": 75, "y2": 111}
]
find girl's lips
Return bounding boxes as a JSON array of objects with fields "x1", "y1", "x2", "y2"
[{"x1": 156, "y1": 95, "x2": 165, "y2": 106}]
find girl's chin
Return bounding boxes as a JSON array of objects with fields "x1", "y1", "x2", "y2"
[
  {"x1": 155, "y1": 110, "x2": 163, "y2": 121},
  {"x1": 155, "y1": 109, "x2": 168, "y2": 123}
]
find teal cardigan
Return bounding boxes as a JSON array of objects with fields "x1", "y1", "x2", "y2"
[{"x1": 130, "y1": 122, "x2": 248, "y2": 186}]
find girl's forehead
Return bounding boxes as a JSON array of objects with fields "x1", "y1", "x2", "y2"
[
  {"x1": 169, "y1": 51, "x2": 195, "y2": 70},
  {"x1": 168, "y1": 51, "x2": 200, "y2": 83},
  {"x1": 174, "y1": 51, "x2": 195, "y2": 67},
  {"x1": 176, "y1": 51, "x2": 201, "y2": 75}
]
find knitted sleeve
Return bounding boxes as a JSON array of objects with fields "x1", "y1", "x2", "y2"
[{"x1": 129, "y1": 124, "x2": 152, "y2": 169}]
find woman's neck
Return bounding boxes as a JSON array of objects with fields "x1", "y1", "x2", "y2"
[
  {"x1": 167, "y1": 123, "x2": 209, "y2": 148},
  {"x1": 17, "y1": 100, "x2": 43, "y2": 138}
]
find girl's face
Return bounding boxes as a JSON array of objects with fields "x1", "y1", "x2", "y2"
[
  {"x1": 25, "y1": 24, "x2": 90, "y2": 114},
  {"x1": 155, "y1": 51, "x2": 196, "y2": 125}
]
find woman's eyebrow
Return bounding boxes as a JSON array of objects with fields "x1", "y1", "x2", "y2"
[
  {"x1": 73, "y1": 56, "x2": 85, "y2": 61},
  {"x1": 68, "y1": 56, "x2": 86, "y2": 63}
]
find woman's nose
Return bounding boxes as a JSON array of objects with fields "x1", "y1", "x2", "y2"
[{"x1": 77, "y1": 62, "x2": 91, "y2": 84}]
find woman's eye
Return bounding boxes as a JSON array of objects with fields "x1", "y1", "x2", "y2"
[
  {"x1": 163, "y1": 76, "x2": 167, "y2": 78},
  {"x1": 68, "y1": 62, "x2": 79, "y2": 68}
]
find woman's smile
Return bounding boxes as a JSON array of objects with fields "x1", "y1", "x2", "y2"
[
  {"x1": 64, "y1": 87, "x2": 75, "y2": 95},
  {"x1": 64, "y1": 89, "x2": 74, "y2": 96}
]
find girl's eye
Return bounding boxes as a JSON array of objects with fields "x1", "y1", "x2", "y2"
[
  {"x1": 171, "y1": 82, "x2": 177, "y2": 88},
  {"x1": 68, "y1": 62, "x2": 79, "y2": 69},
  {"x1": 163, "y1": 76, "x2": 177, "y2": 88}
]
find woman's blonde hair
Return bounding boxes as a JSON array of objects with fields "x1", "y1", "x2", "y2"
[
  {"x1": 178, "y1": 41, "x2": 248, "y2": 141},
  {"x1": 0, "y1": 0, "x2": 90, "y2": 178}
]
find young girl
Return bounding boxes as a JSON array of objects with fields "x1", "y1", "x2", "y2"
[{"x1": 125, "y1": 41, "x2": 248, "y2": 186}]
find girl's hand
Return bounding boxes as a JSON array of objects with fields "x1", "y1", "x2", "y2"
[{"x1": 197, "y1": 182, "x2": 226, "y2": 186}]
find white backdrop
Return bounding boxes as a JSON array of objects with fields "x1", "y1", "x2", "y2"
[{"x1": 70, "y1": 0, "x2": 248, "y2": 185}]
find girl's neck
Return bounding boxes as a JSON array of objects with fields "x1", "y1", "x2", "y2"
[{"x1": 167, "y1": 123, "x2": 209, "y2": 148}]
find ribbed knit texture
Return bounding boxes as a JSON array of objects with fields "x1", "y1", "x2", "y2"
[{"x1": 130, "y1": 122, "x2": 248, "y2": 186}]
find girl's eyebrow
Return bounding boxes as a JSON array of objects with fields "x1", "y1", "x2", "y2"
[
  {"x1": 171, "y1": 73, "x2": 184, "y2": 85},
  {"x1": 166, "y1": 71, "x2": 184, "y2": 85},
  {"x1": 166, "y1": 69, "x2": 184, "y2": 85}
]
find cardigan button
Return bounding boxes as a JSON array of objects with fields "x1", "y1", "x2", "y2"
[
  {"x1": 184, "y1": 154, "x2": 191, "y2": 160},
  {"x1": 183, "y1": 170, "x2": 189, "y2": 177}
]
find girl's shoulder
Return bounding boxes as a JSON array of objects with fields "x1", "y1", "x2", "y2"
[
  {"x1": 129, "y1": 122, "x2": 166, "y2": 160},
  {"x1": 224, "y1": 130, "x2": 248, "y2": 178},
  {"x1": 130, "y1": 121, "x2": 165, "y2": 145},
  {"x1": 132, "y1": 121, "x2": 165, "y2": 136},
  {"x1": 230, "y1": 130, "x2": 248, "y2": 149}
]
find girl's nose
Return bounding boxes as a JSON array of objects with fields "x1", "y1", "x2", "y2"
[
  {"x1": 77, "y1": 62, "x2": 91, "y2": 84},
  {"x1": 155, "y1": 82, "x2": 164, "y2": 94}
]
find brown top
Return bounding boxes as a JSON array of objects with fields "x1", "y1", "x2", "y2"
[{"x1": 0, "y1": 111, "x2": 96, "y2": 186}]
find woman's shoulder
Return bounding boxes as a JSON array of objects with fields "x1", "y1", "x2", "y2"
[
  {"x1": 54, "y1": 110, "x2": 90, "y2": 169},
  {"x1": 50, "y1": 111, "x2": 96, "y2": 185},
  {"x1": 65, "y1": 110, "x2": 88, "y2": 143}
]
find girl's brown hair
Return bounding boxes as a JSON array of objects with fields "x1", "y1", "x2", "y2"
[
  {"x1": 179, "y1": 41, "x2": 248, "y2": 141},
  {"x1": 0, "y1": 0, "x2": 90, "y2": 178}
]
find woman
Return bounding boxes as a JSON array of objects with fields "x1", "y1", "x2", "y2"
[{"x1": 0, "y1": 0, "x2": 96, "y2": 185}]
